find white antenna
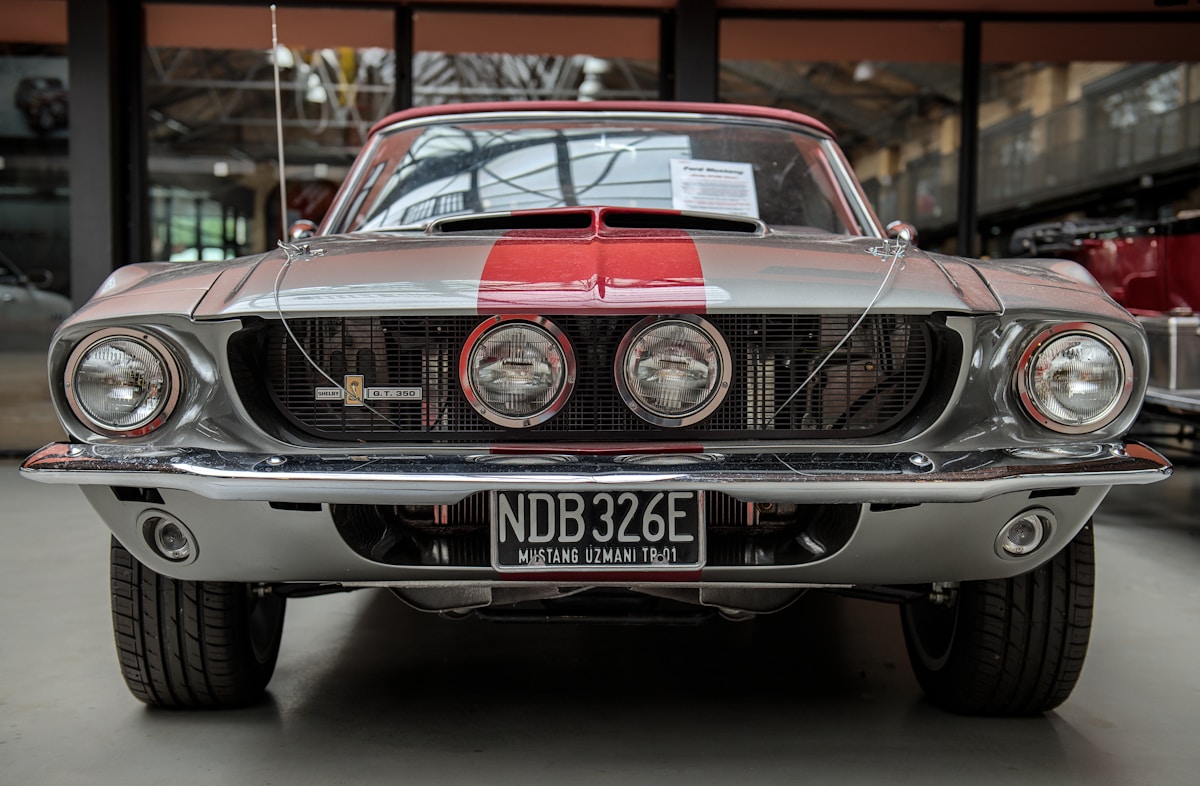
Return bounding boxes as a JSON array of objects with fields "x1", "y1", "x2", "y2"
[{"x1": 271, "y1": 4, "x2": 288, "y2": 241}]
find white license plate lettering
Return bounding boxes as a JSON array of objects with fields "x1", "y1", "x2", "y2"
[
  {"x1": 616, "y1": 492, "x2": 639, "y2": 543},
  {"x1": 668, "y1": 492, "x2": 695, "y2": 543},
  {"x1": 592, "y1": 493, "x2": 615, "y2": 543}
]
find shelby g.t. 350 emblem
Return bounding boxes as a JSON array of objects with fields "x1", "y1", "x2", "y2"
[{"x1": 314, "y1": 375, "x2": 422, "y2": 406}]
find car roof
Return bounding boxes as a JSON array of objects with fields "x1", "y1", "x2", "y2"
[{"x1": 367, "y1": 101, "x2": 836, "y2": 140}]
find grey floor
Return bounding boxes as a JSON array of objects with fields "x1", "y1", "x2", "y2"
[{"x1": 2, "y1": 453, "x2": 1198, "y2": 785}]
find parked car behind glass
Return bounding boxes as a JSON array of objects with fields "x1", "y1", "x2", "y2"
[{"x1": 0, "y1": 250, "x2": 70, "y2": 351}]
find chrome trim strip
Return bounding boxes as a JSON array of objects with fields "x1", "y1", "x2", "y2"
[
  {"x1": 1144, "y1": 387, "x2": 1200, "y2": 413},
  {"x1": 21, "y1": 441, "x2": 1170, "y2": 506}
]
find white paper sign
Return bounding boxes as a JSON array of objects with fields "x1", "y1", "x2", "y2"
[{"x1": 669, "y1": 158, "x2": 760, "y2": 218}]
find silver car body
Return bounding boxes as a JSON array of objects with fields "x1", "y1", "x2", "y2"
[{"x1": 22, "y1": 104, "x2": 1170, "y2": 614}]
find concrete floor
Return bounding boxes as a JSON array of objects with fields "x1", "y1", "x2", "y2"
[
  {"x1": 1, "y1": 454, "x2": 1198, "y2": 785},
  {"x1": 0, "y1": 351, "x2": 65, "y2": 454}
]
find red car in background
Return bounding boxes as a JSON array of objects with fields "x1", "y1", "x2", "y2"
[{"x1": 1012, "y1": 214, "x2": 1200, "y2": 418}]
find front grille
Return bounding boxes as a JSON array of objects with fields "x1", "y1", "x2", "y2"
[{"x1": 246, "y1": 314, "x2": 936, "y2": 442}]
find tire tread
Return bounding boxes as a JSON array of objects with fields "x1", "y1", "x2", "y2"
[
  {"x1": 902, "y1": 521, "x2": 1094, "y2": 716},
  {"x1": 109, "y1": 538, "x2": 283, "y2": 708}
]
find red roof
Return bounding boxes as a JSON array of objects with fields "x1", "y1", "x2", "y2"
[{"x1": 368, "y1": 101, "x2": 836, "y2": 139}]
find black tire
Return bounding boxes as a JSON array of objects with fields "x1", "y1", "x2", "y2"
[
  {"x1": 109, "y1": 538, "x2": 286, "y2": 708},
  {"x1": 900, "y1": 520, "x2": 1095, "y2": 716}
]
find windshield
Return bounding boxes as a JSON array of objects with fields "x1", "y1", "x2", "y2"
[{"x1": 333, "y1": 115, "x2": 866, "y2": 235}]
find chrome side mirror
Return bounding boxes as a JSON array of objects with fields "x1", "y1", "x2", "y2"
[
  {"x1": 289, "y1": 219, "x2": 318, "y2": 240},
  {"x1": 886, "y1": 220, "x2": 919, "y2": 246}
]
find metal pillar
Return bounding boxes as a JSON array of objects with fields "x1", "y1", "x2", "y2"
[
  {"x1": 659, "y1": 9, "x2": 677, "y2": 101},
  {"x1": 673, "y1": 0, "x2": 718, "y2": 102},
  {"x1": 394, "y1": 6, "x2": 414, "y2": 112},
  {"x1": 956, "y1": 19, "x2": 981, "y2": 257},
  {"x1": 66, "y1": 0, "x2": 146, "y2": 306}
]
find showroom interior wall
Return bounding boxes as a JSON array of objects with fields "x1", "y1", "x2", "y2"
[{"x1": 1, "y1": 0, "x2": 1198, "y2": 454}]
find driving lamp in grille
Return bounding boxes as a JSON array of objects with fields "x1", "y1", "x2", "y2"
[
  {"x1": 64, "y1": 329, "x2": 181, "y2": 436},
  {"x1": 616, "y1": 315, "x2": 732, "y2": 427},
  {"x1": 460, "y1": 316, "x2": 576, "y2": 428},
  {"x1": 1015, "y1": 323, "x2": 1133, "y2": 434}
]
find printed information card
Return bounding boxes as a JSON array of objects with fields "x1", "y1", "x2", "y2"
[{"x1": 670, "y1": 158, "x2": 760, "y2": 218}]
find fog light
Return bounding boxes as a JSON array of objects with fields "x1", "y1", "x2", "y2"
[
  {"x1": 140, "y1": 511, "x2": 197, "y2": 564},
  {"x1": 997, "y1": 510, "x2": 1053, "y2": 557}
]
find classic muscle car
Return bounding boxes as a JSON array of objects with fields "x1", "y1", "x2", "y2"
[{"x1": 21, "y1": 102, "x2": 1171, "y2": 715}]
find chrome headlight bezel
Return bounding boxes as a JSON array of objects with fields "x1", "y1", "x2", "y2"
[
  {"x1": 615, "y1": 314, "x2": 732, "y2": 428},
  {"x1": 459, "y1": 315, "x2": 576, "y2": 429},
  {"x1": 1014, "y1": 322, "x2": 1134, "y2": 435},
  {"x1": 63, "y1": 328, "x2": 182, "y2": 437}
]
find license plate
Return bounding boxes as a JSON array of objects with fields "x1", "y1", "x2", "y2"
[{"x1": 491, "y1": 490, "x2": 705, "y2": 572}]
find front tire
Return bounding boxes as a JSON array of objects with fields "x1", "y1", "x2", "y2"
[
  {"x1": 900, "y1": 520, "x2": 1095, "y2": 716},
  {"x1": 109, "y1": 538, "x2": 286, "y2": 708}
]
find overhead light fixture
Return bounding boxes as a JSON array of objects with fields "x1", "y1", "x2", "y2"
[
  {"x1": 269, "y1": 45, "x2": 294, "y2": 70},
  {"x1": 305, "y1": 72, "x2": 327, "y2": 104},
  {"x1": 578, "y1": 56, "x2": 610, "y2": 102}
]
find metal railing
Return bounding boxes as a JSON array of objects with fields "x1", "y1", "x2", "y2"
[
  {"x1": 860, "y1": 96, "x2": 1200, "y2": 236},
  {"x1": 979, "y1": 98, "x2": 1200, "y2": 213}
]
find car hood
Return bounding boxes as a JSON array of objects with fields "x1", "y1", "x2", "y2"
[{"x1": 194, "y1": 225, "x2": 1001, "y2": 318}]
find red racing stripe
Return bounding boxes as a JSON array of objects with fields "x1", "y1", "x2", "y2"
[{"x1": 477, "y1": 217, "x2": 707, "y2": 314}]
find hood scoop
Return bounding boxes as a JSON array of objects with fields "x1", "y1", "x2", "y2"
[
  {"x1": 604, "y1": 210, "x2": 763, "y2": 233},
  {"x1": 430, "y1": 207, "x2": 765, "y2": 236}
]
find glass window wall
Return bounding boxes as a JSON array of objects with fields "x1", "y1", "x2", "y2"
[
  {"x1": 144, "y1": 4, "x2": 396, "y2": 253},
  {"x1": 1, "y1": 1, "x2": 70, "y2": 452},
  {"x1": 412, "y1": 11, "x2": 659, "y2": 106},
  {"x1": 720, "y1": 19, "x2": 964, "y2": 250},
  {"x1": 978, "y1": 23, "x2": 1200, "y2": 258}
]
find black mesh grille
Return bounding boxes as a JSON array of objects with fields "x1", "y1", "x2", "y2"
[{"x1": 249, "y1": 314, "x2": 935, "y2": 442}]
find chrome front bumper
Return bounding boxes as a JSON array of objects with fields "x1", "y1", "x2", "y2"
[
  {"x1": 19, "y1": 441, "x2": 1171, "y2": 506},
  {"x1": 18, "y1": 442, "x2": 1170, "y2": 586}
]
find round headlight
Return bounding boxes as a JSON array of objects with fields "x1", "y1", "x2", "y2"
[
  {"x1": 65, "y1": 329, "x2": 181, "y2": 436},
  {"x1": 616, "y1": 315, "x2": 731, "y2": 427},
  {"x1": 460, "y1": 316, "x2": 575, "y2": 428},
  {"x1": 1016, "y1": 323, "x2": 1133, "y2": 434}
]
